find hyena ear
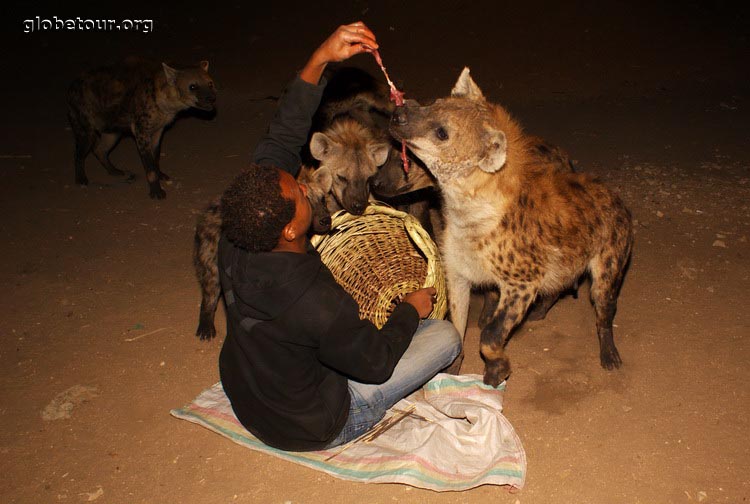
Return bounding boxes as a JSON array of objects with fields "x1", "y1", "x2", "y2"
[
  {"x1": 200, "y1": 60, "x2": 209, "y2": 72},
  {"x1": 312, "y1": 166, "x2": 333, "y2": 192},
  {"x1": 310, "y1": 132, "x2": 333, "y2": 161},
  {"x1": 369, "y1": 142, "x2": 390, "y2": 167},
  {"x1": 162, "y1": 63, "x2": 178, "y2": 86},
  {"x1": 451, "y1": 67, "x2": 485, "y2": 102},
  {"x1": 477, "y1": 125, "x2": 507, "y2": 173}
]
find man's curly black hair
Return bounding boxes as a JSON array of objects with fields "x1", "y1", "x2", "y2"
[{"x1": 220, "y1": 165, "x2": 296, "y2": 253}]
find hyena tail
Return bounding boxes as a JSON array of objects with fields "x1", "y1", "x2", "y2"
[{"x1": 193, "y1": 197, "x2": 223, "y2": 340}]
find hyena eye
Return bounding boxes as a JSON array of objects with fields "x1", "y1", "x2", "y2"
[
  {"x1": 435, "y1": 127, "x2": 449, "y2": 141},
  {"x1": 189, "y1": 83, "x2": 198, "y2": 91},
  {"x1": 337, "y1": 174, "x2": 348, "y2": 183}
]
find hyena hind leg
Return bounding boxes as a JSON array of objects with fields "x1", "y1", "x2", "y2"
[
  {"x1": 480, "y1": 286, "x2": 536, "y2": 387},
  {"x1": 477, "y1": 289, "x2": 499, "y2": 329},
  {"x1": 92, "y1": 133, "x2": 130, "y2": 178},
  {"x1": 525, "y1": 291, "x2": 562, "y2": 321},
  {"x1": 69, "y1": 111, "x2": 94, "y2": 186},
  {"x1": 193, "y1": 199, "x2": 223, "y2": 340},
  {"x1": 589, "y1": 253, "x2": 630, "y2": 370}
]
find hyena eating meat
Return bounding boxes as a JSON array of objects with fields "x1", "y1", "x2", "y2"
[
  {"x1": 193, "y1": 166, "x2": 334, "y2": 340},
  {"x1": 390, "y1": 68, "x2": 633, "y2": 386},
  {"x1": 372, "y1": 133, "x2": 579, "y2": 325},
  {"x1": 371, "y1": 134, "x2": 576, "y2": 240},
  {"x1": 372, "y1": 135, "x2": 574, "y2": 201},
  {"x1": 67, "y1": 58, "x2": 216, "y2": 199}
]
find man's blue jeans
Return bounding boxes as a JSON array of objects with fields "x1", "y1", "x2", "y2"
[{"x1": 326, "y1": 318, "x2": 462, "y2": 447}]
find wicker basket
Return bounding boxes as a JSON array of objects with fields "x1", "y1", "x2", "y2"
[{"x1": 310, "y1": 204, "x2": 447, "y2": 329}]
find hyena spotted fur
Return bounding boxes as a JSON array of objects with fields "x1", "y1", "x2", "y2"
[
  {"x1": 373, "y1": 132, "x2": 580, "y2": 326},
  {"x1": 372, "y1": 134, "x2": 574, "y2": 200},
  {"x1": 371, "y1": 134, "x2": 576, "y2": 240},
  {"x1": 390, "y1": 68, "x2": 633, "y2": 387},
  {"x1": 309, "y1": 118, "x2": 390, "y2": 215},
  {"x1": 67, "y1": 58, "x2": 216, "y2": 199},
  {"x1": 193, "y1": 166, "x2": 333, "y2": 339}
]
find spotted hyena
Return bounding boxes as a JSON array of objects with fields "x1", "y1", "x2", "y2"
[
  {"x1": 372, "y1": 135, "x2": 574, "y2": 200},
  {"x1": 372, "y1": 133, "x2": 580, "y2": 325},
  {"x1": 309, "y1": 118, "x2": 390, "y2": 215},
  {"x1": 306, "y1": 67, "x2": 396, "y2": 215},
  {"x1": 67, "y1": 58, "x2": 216, "y2": 199},
  {"x1": 390, "y1": 68, "x2": 633, "y2": 387},
  {"x1": 192, "y1": 166, "x2": 334, "y2": 340}
]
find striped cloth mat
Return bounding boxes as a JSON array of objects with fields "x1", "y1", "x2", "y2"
[{"x1": 171, "y1": 373, "x2": 526, "y2": 492}]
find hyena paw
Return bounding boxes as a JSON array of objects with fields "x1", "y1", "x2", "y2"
[
  {"x1": 600, "y1": 346, "x2": 623, "y2": 370},
  {"x1": 158, "y1": 171, "x2": 171, "y2": 181},
  {"x1": 149, "y1": 187, "x2": 167, "y2": 199},
  {"x1": 483, "y1": 358, "x2": 511, "y2": 388},
  {"x1": 76, "y1": 175, "x2": 89, "y2": 186},
  {"x1": 196, "y1": 322, "x2": 217, "y2": 340}
]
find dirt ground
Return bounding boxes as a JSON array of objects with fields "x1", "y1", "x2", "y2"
[{"x1": 1, "y1": 2, "x2": 749, "y2": 503}]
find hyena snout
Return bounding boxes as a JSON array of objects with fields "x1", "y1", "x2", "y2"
[
  {"x1": 196, "y1": 91, "x2": 216, "y2": 111},
  {"x1": 318, "y1": 214, "x2": 332, "y2": 230},
  {"x1": 391, "y1": 100, "x2": 420, "y2": 126},
  {"x1": 392, "y1": 106, "x2": 409, "y2": 126},
  {"x1": 341, "y1": 184, "x2": 370, "y2": 215},
  {"x1": 390, "y1": 100, "x2": 422, "y2": 140},
  {"x1": 348, "y1": 200, "x2": 367, "y2": 215}
]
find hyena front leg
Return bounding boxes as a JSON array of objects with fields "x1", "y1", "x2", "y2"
[
  {"x1": 133, "y1": 127, "x2": 166, "y2": 199},
  {"x1": 481, "y1": 285, "x2": 536, "y2": 387},
  {"x1": 148, "y1": 130, "x2": 170, "y2": 181},
  {"x1": 92, "y1": 133, "x2": 131, "y2": 179},
  {"x1": 443, "y1": 271, "x2": 472, "y2": 374}
]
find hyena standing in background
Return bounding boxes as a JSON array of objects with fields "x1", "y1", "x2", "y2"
[
  {"x1": 193, "y1": 166, "x2": 334, "y2": 340},
  {"x1": 391, "y1": 68, "x2": 633, "y2": 387},
  {"x1": 67, "y1": 58, "x2": 216, "y2": 199}
]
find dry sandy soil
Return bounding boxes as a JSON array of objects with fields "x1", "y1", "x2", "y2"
[{"x1": 1, "y1": 2, "x2": 748, "y2": 503}]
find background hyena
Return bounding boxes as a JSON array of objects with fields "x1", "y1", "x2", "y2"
[
  {"x1": 192, "y1": 166, "x2": 333, "y2": 340},
  {"x1": 391, "y1": 68, "x2": 633, "y2": 387},
  {"x1": 67, "y1": 58, "x2": 216, "y2": 199}
]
